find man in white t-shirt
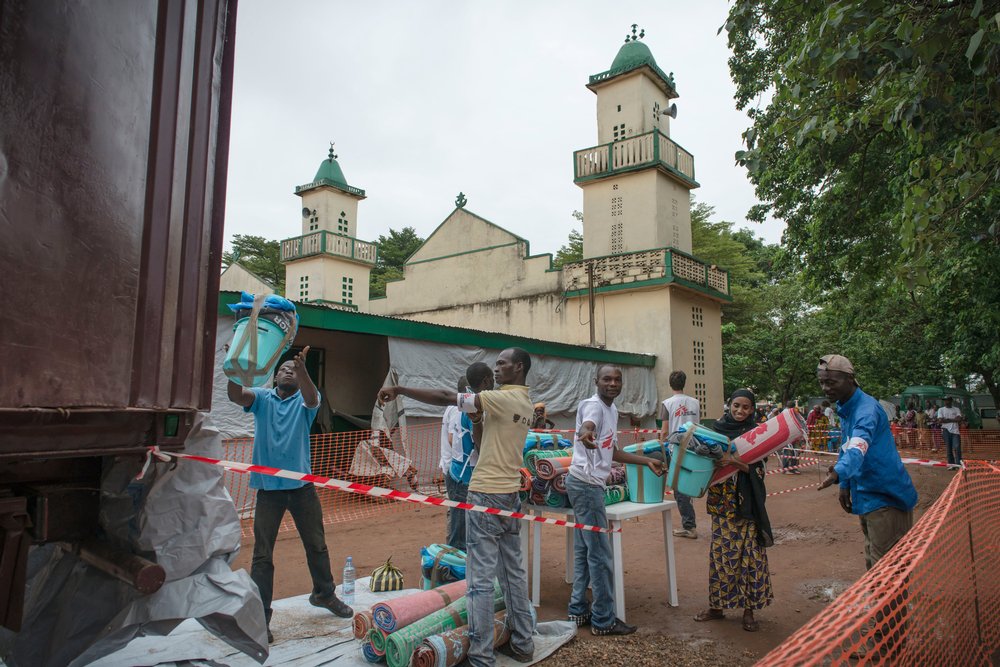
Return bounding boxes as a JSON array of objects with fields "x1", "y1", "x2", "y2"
[
  {"x1": 936, "y1": 397, "x2": 963, "y2": 466},
  {"x1": 566, "y1": 365, "x2": 663, "y2": 636},
  {"x1": 441, "y1": 375, "x2": 468, "y2": 549},
  {"x1": 657, "y1": 370, "x2": 700, "y2": 538}
]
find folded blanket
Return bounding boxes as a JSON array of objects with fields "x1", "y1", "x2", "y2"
[{"x1": 606, "y1": 464, "x2": 627, "y2": 486}]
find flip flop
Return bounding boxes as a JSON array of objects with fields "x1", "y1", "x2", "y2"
[
  {"x1": 742, "y1": 614, "x2": 759, "y2": 632},
  {"x1": 694, "y1": 609, "x2": 725, "y2": 622}
]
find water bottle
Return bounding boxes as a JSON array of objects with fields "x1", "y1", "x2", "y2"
[{"x1": 342, "y1": 556, "x2": 356, "y2": 604}]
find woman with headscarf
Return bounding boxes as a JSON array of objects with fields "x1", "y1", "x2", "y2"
[{"x1": 693, "y1": 388, "x2": 774, "y2": 632}]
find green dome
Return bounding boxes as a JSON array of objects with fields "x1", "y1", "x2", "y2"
[
  {"x1": 314, "y1": 156, "x2": 347, "y2": 187},
  {"x1": 610, "y1": 40, "x2": 657, "y2": 73}
]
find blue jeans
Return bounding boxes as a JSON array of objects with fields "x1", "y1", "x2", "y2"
[
  {"x1": 942, "y1": 430, "x2": 962, "y2": 465},
  {"x1": 445, "y1": 474, "x2": 469, "y2": 551},
  {"x1": 465, "y1": 491, "x2": 534, "y2": 666},
  {"x1": 251, "y1": 485, "x2": 335, "y2": 623},
  {"x1": 675, "y1": 491, "x2": 696, "y2": 529},
  {"x1": 565, "y1": 474, "x2": 615, "y2": 628}
]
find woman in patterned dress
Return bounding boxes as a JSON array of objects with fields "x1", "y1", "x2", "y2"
[{"x1": 693, "y1": 388, "x2": 774, "y2": 632}]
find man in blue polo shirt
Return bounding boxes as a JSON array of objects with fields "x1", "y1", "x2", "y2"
[
  {"x1": 816, "y1": 354, "x2": 918, "y2": 570},
  {"x1": 228, "y1": 346, "x2": 352, "y2": 643}
]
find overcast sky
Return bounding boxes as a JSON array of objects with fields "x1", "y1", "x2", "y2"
[{"x1": 224, "y1": 1, "x2": 782, "y2": 257}]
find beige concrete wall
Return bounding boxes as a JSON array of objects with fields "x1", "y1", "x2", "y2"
[
  {"x1": 219, "y1": 263, "x2": 276, "y2": 296},
  {"x1": 285, "y1": 255, "x2": 371, "y2": 310},
  {"x1": 666, "y1": 289, "x2": 724, "y2": 420},
  {"x1": 407, "y1": 209, "x2": 520, "y2": 262},
  {"x1": 594, "y1": 72, "x2": 672, "y2": 145},
  {"x1": 298, "y1": 186, "x2": 360, "y2": 237},
  {"x1": 581, "y1": 170, "x2": 692, "y2": 258}
]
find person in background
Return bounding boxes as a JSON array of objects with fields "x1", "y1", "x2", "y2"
[
  {"x1": 925, "y1": 402, "x2": 940, "y2": 453},
  {"x1": 915, "y1": 402, "x2": 929, "y2": 451},
  {"x1": 694, "y1": 388, "x2": 773, "y2": 633},
  {"x1": 936, "y1": 397, "x2": 964, "y2": 466},
  {"x1": 442, "y1": 374, "x2": 467, "y2": 548},
  {"x1": 439, "y1": 376, "x2": 463, "y2": 486},
  {"x1": 566, "y1": 365, "x2": 663, "y2": 636},
  {"x1": 227, "y1": 347, "x2": 352, "y2": 644},
  {"x1": 446, "y1": 363, "x2": 494, "y2": 551},
  {"x1": 806, "y1": 403, "x2": 828, "y2": 451},
  {"x1": 657, "y1": 370, "x2": 700, "y2": 539},
  {"x1": 901, "y1": 401, "x2": 918, "y2": 449},
  {"x1": 816, "y1": 355, "x2": 918, "y2": 570},
  {"x1": 531, "y1": 402, "x2": 555, "y2": 430},
  {"x1": 378, "y1": 348, "x2": 536, "y2": 666},
  {"x1": 822, "y1": 400, "x2": 840, "y2": 452}
]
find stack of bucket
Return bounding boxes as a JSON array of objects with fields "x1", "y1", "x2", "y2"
[{"x1": 223, "y1": 291, "x2": 299, "y2": 387}]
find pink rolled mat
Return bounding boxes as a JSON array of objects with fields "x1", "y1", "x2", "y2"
[
  {"x1": 534, "y1": 456, "x2": 572, "y2": 480},
  {"x1": 710, "y1": 408, "x2": 807, "y2": 485},
  {"x1": 372, "y1": 579, "x2": 468, "y2": 632}
]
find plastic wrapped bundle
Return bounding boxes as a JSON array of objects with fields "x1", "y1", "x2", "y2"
[
  {"x1": 545, "y1": 488, "x2": 569, "y2": 508},
  {"x1": 372, "y1": 580, "x2": 468, "y2": 633},
  {"x1": 606, "y1": 464, "x2": 627, "y2": 486},
  {"x1": 603, "y1": 484, "x2": 629, "y2": 505},
  {"x1": 383, "y1": 584, "x2": 504, "y2": 667},
  {"x1": 420, "y1": 544, "x2": 466, "y2": 589},
  {"x1": 524, "y1": 431, "x2": 564, "y2": 451},
  {"x1": 354, "y1": 610, "x2": 374, "y2": 639},
  {"x1": 674, "y1": 423, "x2": 732, "y2": 459},
  {"x1": 550, "y1": 472, "x2": 568, "y2": 494},
  {"x1": 411, "y1": 611, "x2": 513, "y2": 667},
  {"x1": 523, "y1": 448, "x2": 572, "y2": 474},
  {"x1": 361, "y1": 639, "x2": 383, "y2": 663},
  {"x1": 534, "y1": 456, "x2": 572, "y2": 480},
  {"x1": 518, "y1": 468, "x2": 532, "y2": 492}
]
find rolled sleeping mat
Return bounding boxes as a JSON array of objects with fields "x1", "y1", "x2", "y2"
[
  {"x1": 368, "y1": 627, "x2": 389, "y2": 656},
  {"x1": 605, "y1": 464, "x2": 627, "y2": 486},
  {"x1": 371, "y1": 579, "x2": 468, "y2": 633},
  {"x1": 412, "y1": 608, "x2": 534, "y2": 667},
  {"x1": 534, "y1": 456, "x2": 572, "y2": 480},
  {"x1": 523, "y1": 448, "x2": 572, "y2": 474},
  {"x1": 353, "y1": 610, "x2": 374, "y2": 640},
  {"x1": 361, "y1": 639, "x2": 383, "y2": 663},
  {"x1": 550, "y1": 471, "x2": 568, "y2": 494},
  {"x1": 710, "y1": 408, "x2": 807, "y2": 485},
  {"x1": 603, "y1": 484, "x2": 629, "y2": 505},
  {"x1": 518, "y1": 467, "x2": 532, "y2": 492},
  {"x1": 544, "y1": 488, "x2": 568, "y2": 508}
]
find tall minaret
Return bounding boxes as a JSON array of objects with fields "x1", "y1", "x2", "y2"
[
  {"x1": 575, "y1": 25, "x2": 699, "y2": 258},
  {"x1": 281, "y1": 144, "x2": 378, "y2": 310}
]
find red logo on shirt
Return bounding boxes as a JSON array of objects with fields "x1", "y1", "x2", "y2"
[{"x1": 601, "y1": 434, "x2": 614, "y2": 449}]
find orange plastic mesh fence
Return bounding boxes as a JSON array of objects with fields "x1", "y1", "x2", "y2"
[
  {"x1": 799, "y1": 427, "x2": 1000, "y2": 461},
  {"x1": 759, "y1": 460, "x2": 1000, "y2": 666}
]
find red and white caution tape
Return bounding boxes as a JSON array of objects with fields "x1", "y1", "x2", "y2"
[
  {"x1": 144, "y1": 447, "x2": 622, "y2": 534},
  {"x1": 767, "y1": 481, "x2": 822, "y2": 497}
]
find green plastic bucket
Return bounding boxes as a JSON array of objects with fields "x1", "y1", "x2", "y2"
[
  {"x1": 223, "y1": 317, "x2": 289, "y2": 387},
  {"x1": 623, "y1": 441, "x2": 666, "y2": 503}
]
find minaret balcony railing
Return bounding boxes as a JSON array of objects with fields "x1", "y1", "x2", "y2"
[
  {"x1": 280, "y1": 230, "x2": 378, "y2": 265},
  {"x1": 573, "y1": 130, "x2": 697, "y2": 186},
  {"x1": 562, "y1": 247, "x2": 730, "y2": 301}
]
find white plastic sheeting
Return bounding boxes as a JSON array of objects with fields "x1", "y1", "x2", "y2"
[{"x1": 386, "y1": 338, "x2": 658, "y2": 419}]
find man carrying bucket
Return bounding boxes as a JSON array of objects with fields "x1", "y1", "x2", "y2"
[
  {"x1": 378, "y1": 348, "x2": 536, "y2": 666},
  {"x1": 567, "y1": 365, "x2": 663, "y2": 635},
  {"x1": 227, "y1": 347, "x2": 353, "y2": 643},
  {"x1": 657, "y1": 370, "x2": 701, "y2": 539}
]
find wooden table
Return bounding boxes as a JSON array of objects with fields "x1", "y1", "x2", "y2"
[{"x1": 519, "y1": 500, "x2": 679, "y2": 622}]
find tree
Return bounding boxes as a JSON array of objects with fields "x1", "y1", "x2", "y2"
[
  {"x1": 553, "y1": 228, "x2": 584, "y2": 268},
  {"x1": 222, "y1": 234, "x2": 284, "y2": 294},
  {"x1": 370, "y1": 227, "x2": 424, "y2": 298}
]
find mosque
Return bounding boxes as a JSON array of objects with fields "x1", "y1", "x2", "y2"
[{"x1": 220, "y1": 28, "x2": 728, "y2": 424}]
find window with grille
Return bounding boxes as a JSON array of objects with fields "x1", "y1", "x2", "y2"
[
  {"x1": 692, "y1": 306, "x2": 704, "y2": 327},
  {"x1": 693, "y1": 340, "x2": 706, "y2": 375},
  {"x1": 611, "y1": 195, "x2": 623, "y2": 217},
  {"x1": 337, "y1": 211, "x2": 348, "y2": 234},
  {"x1": 299, "y1": 275, "x2": 309, "y2": 299},
  {"x1": 694, "y1": 382, "x2": 707, "y2": 415},
  {"x1": 611, "y1": 222, "x2": 623, "y2": 254},
  {"x1": 613, "y1": 123, "x2": 627, "y2": 141},
  {"x1": 308, "y1": 212, "x2": 319, "y2": 231},
  {"x1": 341, "y1": 276, "x2": 353, "y2": 304}
]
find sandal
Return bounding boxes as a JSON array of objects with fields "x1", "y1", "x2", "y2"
[
  {"x1": 742, "y1": 611, "x2": 759, "y2": 632},
  {"x1": 694, "y1": 609, "x2": 725, "y2": 622}
]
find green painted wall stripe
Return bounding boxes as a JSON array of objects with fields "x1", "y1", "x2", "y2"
[
  {"x1": 563, "y1": 276, "x2": 732, "y2": 302},
  {"x1": 405, "y1": 241, "x2": 522, "y2": 266},
  {"x1": 218, "y1": 291, "x2": 655, "y2": 367}
]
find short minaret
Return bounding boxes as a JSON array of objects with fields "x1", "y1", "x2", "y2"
[
  {"x1": 574, "y1": 25, "x2": 699, "y2": 258},
  {"x1": 281, "y1": 144, "x2": 378, "y2": 310}
]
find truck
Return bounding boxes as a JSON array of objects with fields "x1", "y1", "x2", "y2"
[{"x1": 0, "y1": 0, "x2": 237, "y2": 631}]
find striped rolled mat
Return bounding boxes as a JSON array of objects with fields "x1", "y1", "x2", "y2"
[
  {"x1": 353, "y1": 610, "x2": 374, "y2": 639},
  {"x1": 606, "y1": 464, "x2": 627, "y2": 486},
  {"x1": 383, "y1": 583, "x2": 504, "y2": 667},
  {"x1": 367, "y1": 627, "x2": 389, "y2": 655},
  {"x1": 550, "y1": 471, "x2": 568, "y2": 494},
  {"x1": 534, "y1": 456, "x2": 572, "y2": 480},
  {"x1": 518, "y1": 490, "x2": 529, "y2": 503},
  {"x1": 361, "y1": 639, "x2": 383, "y2": 663},
  {"x1": 545, "y1": 488, "x2": 569, "y2": 508},
  {"x1": 603, "y1": 484, "x2": 629, "y2": 505},
  {"x1": 523, "y1": 448, "x2": 571, "y2": 475},
  {"x1": 372, "y1": 579, "x2": 468, "y2": 633},
  {"x1": 411, "y1": 611, "x2": 511, "y2": 667},
  {"x1": 518, "y1": 467, "x2": 532, "y2": 492}
]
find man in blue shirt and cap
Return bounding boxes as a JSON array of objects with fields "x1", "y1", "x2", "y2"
[{"x1": 817, "y1": 354, "x2": 918, "y2": 569}]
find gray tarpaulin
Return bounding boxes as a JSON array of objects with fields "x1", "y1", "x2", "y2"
[{"x1": 386, "y1": 338, "x2": 658, "y2": 419}]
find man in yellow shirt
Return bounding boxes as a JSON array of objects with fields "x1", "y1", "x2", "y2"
[{"x1": 378, "y1": 348, "x2": 535, "y2": 666}]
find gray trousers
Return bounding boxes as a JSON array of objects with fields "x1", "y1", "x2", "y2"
[
  {"x1": 860, "y1": 506, "x2": 913, "y2": 570},
  {"x1": 465, "y1": 491, "x2": 535, "y2": 666}
]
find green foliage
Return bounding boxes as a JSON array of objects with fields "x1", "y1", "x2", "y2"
[
  {"x1": 553, "y1": 227, "x2": 584, "y2": 268},
  {"x1": 370, "y1": 227, "x2": 424, "y2": 298},
  {"x1": 222, "y1": 234, "x2": 284, "y2": 295}
]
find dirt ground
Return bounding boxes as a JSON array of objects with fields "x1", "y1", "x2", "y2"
[{"x1": 232, "y1": 461, "x2": 954, "y2": 665}]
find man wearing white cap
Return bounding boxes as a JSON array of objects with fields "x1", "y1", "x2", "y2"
[{"x1": 816, "y1": 354, "x2": 918, "y2": 570}]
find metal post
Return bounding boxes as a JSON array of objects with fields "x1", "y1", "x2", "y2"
[{"x1": 587, "y1": 262, "x2": 596, "y2": 347}]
